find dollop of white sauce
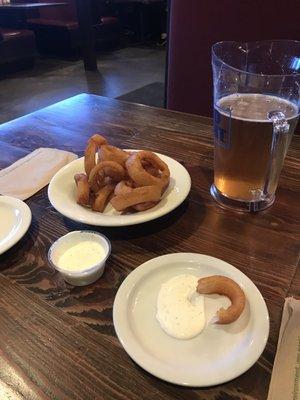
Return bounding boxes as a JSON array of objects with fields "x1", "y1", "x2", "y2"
[
  {"x1": 57, "y1": 241, "x2": 105, "y2": 271},
  {"x1": 156, "y1": 274, "x2": 205, "y2": 339}
]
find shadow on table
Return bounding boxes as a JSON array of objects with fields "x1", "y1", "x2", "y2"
[
  {"x1": 61, "y1": 196, "x2": 206, "y2": 247},
  {"x1": 0, "y1": 214, "x2": 40, "y2": 273}
]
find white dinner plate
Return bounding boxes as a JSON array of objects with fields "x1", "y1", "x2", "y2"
[
  {"x1": 48, "y1": 151, "x2": 191, "y2": 227},
  {"x1": 113, "y1": 253, "x2": 269, "y2": 387},
  {"x1": 0, "y1": 196, "x2": 32, "y2": 255}
]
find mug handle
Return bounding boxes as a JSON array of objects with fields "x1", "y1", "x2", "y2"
[{"x1": 264, "y1": 111, "x2": 290, "y2": 195}]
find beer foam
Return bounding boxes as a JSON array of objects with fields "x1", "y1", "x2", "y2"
[{"x1": 216, "y1": 93, "x2": 299, "y2": 122}]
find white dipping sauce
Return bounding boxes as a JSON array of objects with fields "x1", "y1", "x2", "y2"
[
  {"x1": 156, "y1": 274, "x2": 206, "y2": 339},
  {"x1": 57, "y1": 240, "x2": 105, "y2": 271}
]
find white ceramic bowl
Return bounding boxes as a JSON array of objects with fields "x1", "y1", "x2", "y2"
[
  {"x1": 48, "y1": 152, "x2": 191, "y2": 226},
  {"x1": 48, "y1": 231, "x2": 111, "y2": 286}
]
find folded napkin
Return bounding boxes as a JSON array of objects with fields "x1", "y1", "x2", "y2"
[
  {"x1": 0, "y1": 147, "x2": 77, "y2": 200},
  {"x1": 267, "y1": 297, "x2": 300, "y2": 400}
]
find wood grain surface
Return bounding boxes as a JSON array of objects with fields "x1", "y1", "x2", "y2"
[{"x1": 0, "y1": 94, "x2": 299, "y2": 400}]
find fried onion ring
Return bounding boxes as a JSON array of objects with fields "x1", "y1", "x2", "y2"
[
  {"x1": 113, "y1": 180, "x2": 159, "y2": 212},
  {"x1": 92, "y1": 183, "x2": 116, "y2": 212},
  {"x1": 110, "y1": 184, "x2": 161, "y2": 211},
  {"x1": 126, "y1": 151, "x2": 170, "y2": 192},
  {"x1": 133, "y1": 201, "x2": 159, "y2": 211},
  {"x1": 74, "y1": 173, "x2": 90, "y2": 205},
  {"x1": 99, "y1": 145, "x2": 129, "y2": 167},
  {"x1": 114, "y1": 180, "x2": 134, "y2": 195},
  {"x1": 196, "y1": 276, "x2": 246, "y2": 324},
  {"x1": 84, "y1": 134, "x2": 107, "y2": 177},
  {"x1": 90, "y1": 134, "x2": 107, "y2": 147},
  {"x1": 80, "y1": 135, "x2": 171, "y2": 214},
  {"x1": 88, "y1": 161, "x2": 125, "y2": 193},
  {"x1": 142, "y1": 159, "x2": 161, "y2": 178}
]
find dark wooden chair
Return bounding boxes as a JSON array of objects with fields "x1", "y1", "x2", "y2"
[
  {"x1": 0, "y1": 27, "x2": 36, "y2": 74},
  {"x1": 27, "y1": 0, "x2": 120, "y2": 55}
]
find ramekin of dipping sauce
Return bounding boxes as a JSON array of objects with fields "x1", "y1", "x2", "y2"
[{"x1": 48, "y1": 231, "x2": 111, "y2": 286}]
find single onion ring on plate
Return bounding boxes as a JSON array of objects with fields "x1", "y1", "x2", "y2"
[
  {"x1": 84, "y1": 134, "x2": 107, "y2": 177},
  {"x1": 196, "y1": 275, "x2": 246, "y2": 324},
  {"x1": 88, "y1": 161, "x2": 125, "y2": 193},
  {"x1": 110, "y1": 183, "x2": 161, "y2": 211},
  {"x1": 126, "y1": 151, "x2": 170, "y2": 192},
  {"x1": 74, "y1": 173, "x2": 90, "y2": 205},
  {"x1": 99, "y1": 145, "x2": 129, "y2": 167},
  {"x1": 92, "y1": 183, "x2": 116, "y2": 212}
]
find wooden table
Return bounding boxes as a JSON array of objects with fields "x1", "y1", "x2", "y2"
[{"x1": 0, "y1": 93, "x2": 299, "y2": 400}]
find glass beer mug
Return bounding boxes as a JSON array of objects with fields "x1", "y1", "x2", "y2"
[{"x1": 211, "y1": 40, "x2": 300, "y2": 211}]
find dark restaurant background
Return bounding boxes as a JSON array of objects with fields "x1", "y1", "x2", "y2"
[
  {"x1": 0, "y1": 0, "x2": 167, "y2": 123},
  {"x1": 0, "y1": 0, "x2": 299, "y2": 124}
]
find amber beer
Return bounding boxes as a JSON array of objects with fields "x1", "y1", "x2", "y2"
[{"x1": 213, "y1": 93, "x2": 299, "y2": 201}]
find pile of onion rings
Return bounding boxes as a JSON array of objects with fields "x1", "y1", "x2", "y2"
[{"x1": 74, "y1": 134, "x2": 170, "y2": 213}]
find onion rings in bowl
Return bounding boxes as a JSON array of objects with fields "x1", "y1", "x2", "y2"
[{"x1": 48, "y1": 151, "x2": 191, "y2": 226}]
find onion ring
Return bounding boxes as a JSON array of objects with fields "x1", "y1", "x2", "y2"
[
  {"x1": 142, "y1": 159, "x2": 161, "y2": 178},
  {"x1": 110, "y1": 184, "x2": 161, "y2": 211},
  {"x1": 196, "y1": 276, "x2": 246, "y2": 324},
  {"x1": 74, "y1": 173, "x2": 90, "y2": 205},
  {"x1": 84, "y1": 134, "x2": 107, "y2": 177},
  {"x1": 99, "y1": 145, "x2": 129, "y2": 167},
  {"x1": 92, "y1": 183, "x2": 116, "y2": 212},
  {"x1": 90, "y1": 134, "x2": 107, "y2": 147},
  {"x1": 114, "y1": 180, "x2": 134, "y2": 195},
  {"x1": 79, "y1": 136, "x2": 170, "y2": 214},
  {"x1": 133, "y1": 201, "x2": 159, "y2": 211},
  {"x1": 88, "y1": 161, "x2": 125, "y2": 193},
  {"x1": 126, "y1": 151, "x2": 170, "y2": 192},
  {"x1": 114, "y1": 181, "x2": 159, "y2": 212}
]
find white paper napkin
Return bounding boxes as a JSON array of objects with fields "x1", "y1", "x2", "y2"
[
  {"x1": 267, "y1": 297, "x2": 300, "y2": 400},
  {"x1": 0, "y1": 147, "x2": 77, "y2": 200}
]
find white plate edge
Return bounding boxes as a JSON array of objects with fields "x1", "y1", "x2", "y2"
[{"x1": 0, "y1": 196, "x2": 32, "y2": 255}]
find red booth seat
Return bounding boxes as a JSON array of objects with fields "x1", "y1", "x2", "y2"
[
  {"x1": 27, "y1": 19, "x2": 78, "y2": 30},
  {"x1": 27, "y1": 0, "x2": 120, "y2": 54},
  {"x1": 167, "y1": 0, "x2": 300, "y2": 118},
  {"x1": 25, "y1": 0, "x2": 78, "y2": 53}
]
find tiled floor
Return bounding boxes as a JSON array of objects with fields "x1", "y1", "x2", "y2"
[{"x1": 0, "y1": 46, "x2": 166, "y2": 124}]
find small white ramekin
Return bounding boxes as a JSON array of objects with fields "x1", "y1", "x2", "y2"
[{"x1": 48, "y1": 230, "x2": 111, "y2": 286}]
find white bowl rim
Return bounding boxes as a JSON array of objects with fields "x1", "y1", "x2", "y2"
[{"x1": 48, "y1": 230, "x2": 111, "y2": 275}]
